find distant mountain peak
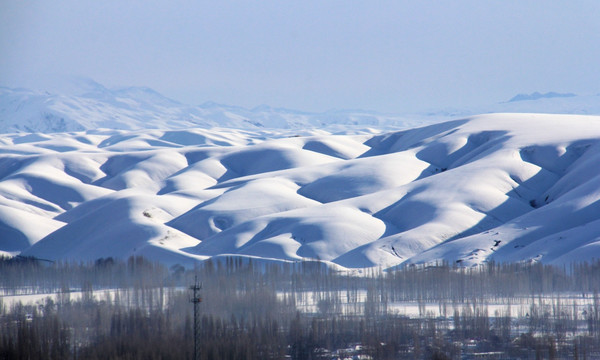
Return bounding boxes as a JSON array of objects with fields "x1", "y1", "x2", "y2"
[
  {"x1": 3, "y1": 80, "x2": 600, "y2": 135},
  {"x1": 111, "y1": 86, "x2": 182, "y2": 106},
  {"x1": 508, "y1": 92, "x2": 577, "y2": 102}
]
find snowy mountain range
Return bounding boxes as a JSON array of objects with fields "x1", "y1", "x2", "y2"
[
  {"x1": 0, "y1": 81, "x2": 427, "y2": 134},
  {"x1": 1, "y1": 112, "x2": 599, "y2": 269},
  {"x1": 2, "y1": 80, "x2": 600, "y2": 134}
]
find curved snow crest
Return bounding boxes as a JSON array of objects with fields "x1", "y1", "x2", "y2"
[{"x1": 1, "y1": 113, "x2": 600, "y2": 268}]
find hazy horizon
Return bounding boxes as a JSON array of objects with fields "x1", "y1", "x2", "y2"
[{"x1": 2, "y1": 1, "x2": 599, "y2": 113}]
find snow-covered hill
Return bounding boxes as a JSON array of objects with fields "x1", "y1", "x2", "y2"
[{"x1": 1, "y1": 113, "x2": 599, "y2": 268}]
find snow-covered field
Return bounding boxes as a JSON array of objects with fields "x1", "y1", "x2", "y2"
[
  {"x1": 0, "y1": 286, "x2": 181, "y2": 311},
  {"x1": 1, "y1": 112, "x2": 599, "y2": 269},
  {"x1": 279, "y1": 289, "x2": 598, "y2": 321},
  {"x1": 2, "y1": 285, "x2": 595, "y2": 323}
]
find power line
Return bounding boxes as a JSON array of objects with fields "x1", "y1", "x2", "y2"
[{"x1": 190, "y1": 276, "x2": 202, "y2": 360}]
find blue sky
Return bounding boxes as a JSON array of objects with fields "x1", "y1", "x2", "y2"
[{"x1": 1, "y1": 1, "x2": 599, "y2": 112}]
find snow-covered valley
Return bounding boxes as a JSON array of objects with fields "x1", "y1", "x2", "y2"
[{"x1": 1, "y1": 111, "x2": 599, "y2": 269}]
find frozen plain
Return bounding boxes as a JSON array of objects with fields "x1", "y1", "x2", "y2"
[{"x1": 1, "y1": 109, "x2": 599, "y2": 269}]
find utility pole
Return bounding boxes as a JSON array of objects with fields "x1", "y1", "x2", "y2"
[{"x1": 190, "y1": 276, "x2": 202, "y2": 360}]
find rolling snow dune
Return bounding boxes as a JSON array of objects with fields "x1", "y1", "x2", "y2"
[{"x1": 1, "y1": 113, "x2": 599, "y2": 268}]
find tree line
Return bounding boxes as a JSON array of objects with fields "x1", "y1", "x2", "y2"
[{"x1": 1, "y1": 256, "x2": 600, "y2": 359}]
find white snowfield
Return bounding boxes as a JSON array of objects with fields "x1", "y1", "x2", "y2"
[{"x1": 1, "y1": 113, "x2": 599, "y2": 269}]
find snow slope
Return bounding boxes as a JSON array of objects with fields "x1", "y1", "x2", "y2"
[{"x1": 1, "y1": 113, "x2": 599, "y2": 268}]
